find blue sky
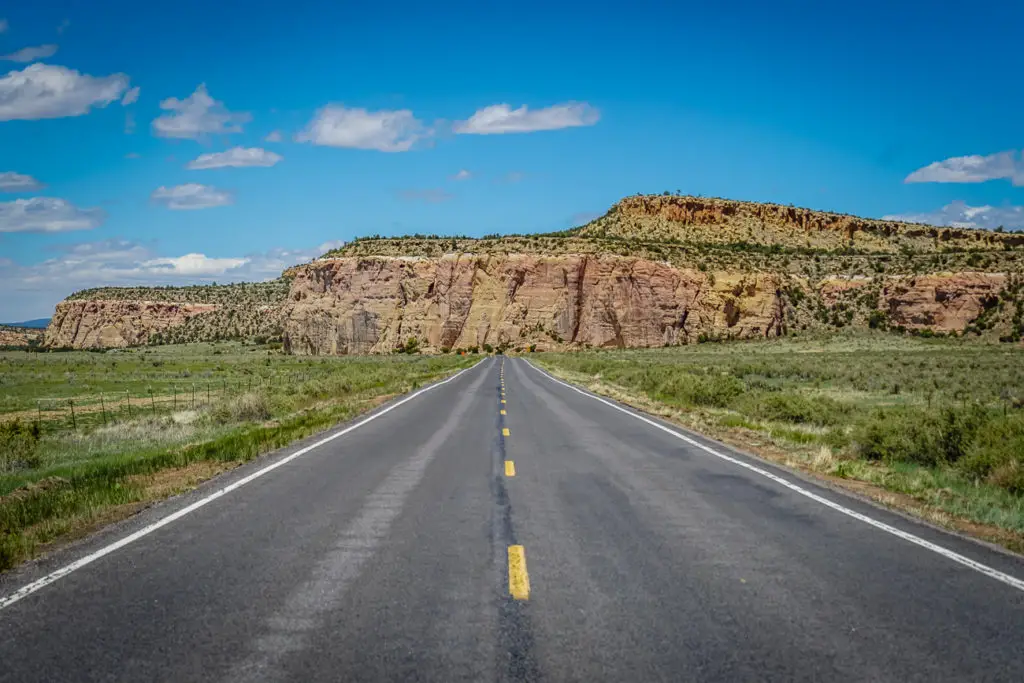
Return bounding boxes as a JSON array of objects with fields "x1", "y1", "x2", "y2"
[{"x1": 1, "y1": 0, "x2": 1023, "y2": 320}]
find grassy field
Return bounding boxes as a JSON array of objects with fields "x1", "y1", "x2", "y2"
[
  {"x1": 534, "y1": 333, "x2": 1024, "y2": 551},
  {"x1": 0, "y1": 342, "x2": 474, "y2": 570}
]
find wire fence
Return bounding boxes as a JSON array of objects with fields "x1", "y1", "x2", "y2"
[{"x1": 16, "y1": 372, "x2": 315, "y2": 434}]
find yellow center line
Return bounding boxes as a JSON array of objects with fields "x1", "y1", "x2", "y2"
[
  {"x1": 502, "y1": 427, "x2": 510, "y2": 436},
  {"x1": 501, "y1": 399, "x2": 506, "y2": 404},
  {"x1": 508, "y1": 545, "x2": 530, "y2": 600},
  {"x1": 500, "y1": 409, "x2": 506, "y2": 415},
  {"x1": 504, "y1": 460, "x2": 516, "y2": 477}
]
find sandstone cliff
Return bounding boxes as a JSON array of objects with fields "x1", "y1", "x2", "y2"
[
  {"x1": 581, "y1": 195, "x2": 1024, "y2": 253},
  {"x1": 282, "y1": 254, "x2": 789, "y2": 354},
  {"x1": 44, "y1": 281, "x2": 290, "y2": 349},
  {"x1": 0, "y1": 326, "x2": 42, "y2": 348},
  {"x1": 41, "y1": 195, "x2": 1024, "y2": 351},
  {"x1": 46, "y1": 300, "x2": 222, "y2": 348}
]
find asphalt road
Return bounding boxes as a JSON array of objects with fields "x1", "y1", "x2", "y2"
[{"x1": 1, "y1": 357, "x2": 1023, "y2": 682}]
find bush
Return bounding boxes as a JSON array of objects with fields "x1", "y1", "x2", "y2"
[
  {"x1": 212, "y1": 392, "x2": 272, "y2": 424},
  {"x1": 957, "y1": 413, "x2": 1024, "y2": 491},
  {"x1": 745, "y1": 392, "x2": 846, "y2": 426},
  {"x1": 854, "y1": 405, "x2": 989, "y2": 467},
  {"x1": 0, "y1": 419, "x2": 42, "y2": 471},
  {"x1": 653, "y1": 372, "x2": 744, "y2": 409}
]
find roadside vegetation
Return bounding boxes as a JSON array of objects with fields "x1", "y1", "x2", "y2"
[
  {"x1": 534, "y1": 332, "x2": 1024, "y2": 551},
  {"x1": 0, "y1": 342, "x2": 473, "y2": 570}
]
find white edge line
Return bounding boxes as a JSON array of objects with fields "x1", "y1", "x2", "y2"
[
  {"x1": 0, "y1": 359, "x2": 487, "y2": 611},
  {"x1": 523, "y1": 359, "x2": 1024, "y2": 593}
]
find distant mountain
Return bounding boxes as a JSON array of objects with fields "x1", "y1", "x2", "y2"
[{"x1": 1, "y1": 318, "x2": 51, "y2": 329}]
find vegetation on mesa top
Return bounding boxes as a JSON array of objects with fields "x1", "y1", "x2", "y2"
[
  {"x1": 63, "y1": 279, "x2": 291, "y2": 304},
  {"x1": 322, "y1": 194, "x2": 1024, "y2": 263}
]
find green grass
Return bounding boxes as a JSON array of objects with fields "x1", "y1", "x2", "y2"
[
  {"x1": 0, "y1": 342, "x2": 474, "y2": 570},
  {"x1": 533, "y1": 332, "x2": 1024, "y2": 546}
]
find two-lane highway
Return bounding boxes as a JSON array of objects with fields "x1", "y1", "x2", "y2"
[{"x1": 1, "y1": 357, "x2": 1023, "y2": 682}]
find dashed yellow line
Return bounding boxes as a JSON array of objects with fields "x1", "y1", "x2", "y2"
[
  {"x1": 504, "y1": 460, "x2": 516, "y2": 477},
  {"x1": 501, "y1": 399, "x2": 506, "y2": 404},
  {"x1": 502, "y1": 427, "x2": 510, "y2": 436},
  {"x1": 500, "y1": 409, "x2": 506, "y2": 415},
  {"x1": 508, "y1": 545, "x2": 530, "y2": 600}
]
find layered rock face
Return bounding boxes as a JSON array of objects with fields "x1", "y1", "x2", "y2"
[
  {"x1": 282, "y1": 254, "x2": 789, "y2": 354},
  {"x1": 45, "y1": 301, "x2": 220, "y2": 349},
  {"x1": 583, "y1": 196, "x2": 1024, "y2": 253},
  {"x1": 0, "y1": 326, "x2": 42, "y2": 348}
]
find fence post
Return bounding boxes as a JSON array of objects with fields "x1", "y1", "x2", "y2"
[
  {"x1": 69, "y1": 399, "x2": 76, "y2": 430},
  {"x1": 207, "y1": 383, "x2": 211, "y2": 405},
  {"x1": 36, "y1": 401, "x2": 41, "y2": 430}
]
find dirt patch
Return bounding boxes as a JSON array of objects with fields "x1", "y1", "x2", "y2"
[{"x1": 127, "y1": 460, "x2": 242, "y2": 500}]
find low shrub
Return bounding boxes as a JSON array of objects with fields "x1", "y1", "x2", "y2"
[
  {"x1": 0, "y1": 420, "x2": 42, "y2": 472},
  {"x1": 211, "y1": 392, "x2": 272, "y2": 424}
]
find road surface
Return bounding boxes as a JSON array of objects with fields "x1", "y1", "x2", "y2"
[{"x1": 1, "y1": 357, "x2": 1023, "y2": 682}]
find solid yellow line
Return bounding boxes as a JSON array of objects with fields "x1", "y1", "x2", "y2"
[
  {"x1": 502, "y1": 427, "x2": 510, "y2": 436},
  {"x1": 505, "y1": 460, "x2": 516, "y2": 477},
  {"x1": 508, "y1": 545, "x2": 530, "y2": 600},
  {"x1": 500, "y1": 409, "x2": 506, "y2": 415}
]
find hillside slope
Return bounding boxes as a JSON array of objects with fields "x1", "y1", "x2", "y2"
[{"x1": 43, "y1": 195, "x2": 1024, "y2": 351}]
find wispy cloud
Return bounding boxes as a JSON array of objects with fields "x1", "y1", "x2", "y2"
[
  {"x1": 296, "y1": 105, "x2": 427, "y2": 152},
  {"x1": 883, "y1": 201, "x2": 1024, "y2": 231},
  {"x1": 152, "y1": 84, "x2": 250, "y2": 140},
  {"x1": 121, "y1": 86, "x2": 140, "y2": 105},
  {"x1": 0, "y1": 172, "x2": 44, "y2": 192},
  {"x1": 454, "y1": 102, "x2": 599, "y2": 135},
  {"x1": 1, "y1": 44, "x2": 58, "y2": 63},
  {"x1": 56, "y1": 19, "x2": 70, "y2": 35},
  {"x1": 0, "y1": 64, "x2": 130, "y2": 121},
  {"x1": 0, "y1": 197, "x2": 104, "y2": 232},
  {"x1": 151, "y1": 183, "x2": 234, "y2": 210},
  {"x1": 397, "y1": 188, "x2": 453, "y2": 204},
  {"x1": 264, "y1": 130, "x2": 282, "y2": 142},
  {"x1": 0, "y1": 19, "x2": 8, "y2": 34},
  {"x1": 451, "y1": 169, "x2": 472, "y2": 181},
  {"x1": 905, "y1": 150, "x2": 1024, "y2": 186},
  {"x1": 186, "y1": 147, "x2": 282, "y2": 170},
  {"x1": 124, "y1": 111, "x2": 135, "y2": 134}
]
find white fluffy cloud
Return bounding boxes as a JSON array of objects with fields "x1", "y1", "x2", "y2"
[
  {"x1": 186, "y1": 147, "x2": 282, "y2": 170},
  {"x1": 905, "y1": 150, "x2": 1024, "y2": 186},
  {"x1": 121, "y1": 86, "x2": 139, "y2": 105},
  {"x1": 883, "y1": 201, "x2": 1024, "y2": 231},
  {"x1": 0, "y1": 63, "x2": 130, "y2": 121},
  {"x1": 0, "y1": 172, "x2": 44, "y2": 192},
  {"x1": 151, "y1": 183, "x2": 233, "y2": 210},
  {"x1": 0, "y1": 239, "x2": 343, "y2": 321},
  {"x1": 296, "y1": 105, "x2": 426, "y2": 152},
  {"x1": 454, "y1": 102, "x2": 599, "y2": 135},
  {"x1": 151, "y1": 84, "x2": 250, "y2": 140},
  {"x1": 142, "y1": 253, "x2": 248, "y2": 276},
  {"x1": 0, "y1": 197, "x2": 104, "y2": 233},
  {"x1": 451, "y1": 169, "x2": 472, "y2": 181},
  {"x1": 2, "y1": 44, "x2": 58, "y2": 63},
  {"x1": 264, "y1": 129, "x2": 282, "y2": 142}
]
